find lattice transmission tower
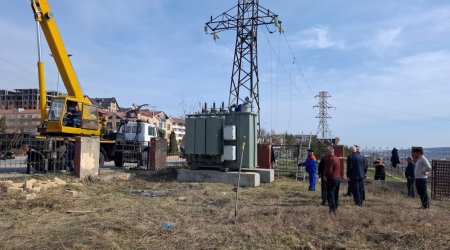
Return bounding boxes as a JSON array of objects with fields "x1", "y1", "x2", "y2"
[
  {"x1": 314, "y1": 91, "x2": 335, "y2": 142},
  {"x1": 205, "y1": 0, "x2": 283, "y2": 118}
]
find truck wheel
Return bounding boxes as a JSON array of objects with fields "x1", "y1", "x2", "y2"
[
  {"x1": 114, "y1": 152, "x2": 124, "y2": 168},
  {"x1": 99, "y1": 152, "x2": 105, "y2": 168}
]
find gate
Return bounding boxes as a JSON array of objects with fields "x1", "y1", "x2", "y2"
[
  {"x1": 272, "y1": 144, "x2": 300, "y2": 175},
  {"x1": 432, "y1": 160, "x2": 450, "y2": 200}
]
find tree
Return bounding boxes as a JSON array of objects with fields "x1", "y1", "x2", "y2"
[
  {"x1": 157, "y1": 128, "x2": 166, "y2": 139},
  {"x1": 168, "y1": 131, "x2": 178, "y2": 154},
  {"x1": 0, "y1": 116, "x2": 6, "y2": 134},
  {"x1": 284, "y1": 133, "x2": 297, "y2": 145}
]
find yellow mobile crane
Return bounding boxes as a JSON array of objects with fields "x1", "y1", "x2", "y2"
[
  {"x1": 31, "y1": 0, "x2": 102, "y2": 136},
  {"x1": 29, "y1": 0, "x2": 156, "y2": 169}
]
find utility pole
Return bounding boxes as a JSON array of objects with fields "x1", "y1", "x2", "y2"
[
  {"x1": 314, "y1": 91, "x2": 334, "y2": 143},
  {"x1": 205, "y1": 0, "x2": 283, "y2": 120}
]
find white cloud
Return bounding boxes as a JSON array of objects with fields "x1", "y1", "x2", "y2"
[
  {"x1": 365, "y1": 27, "x2": 402, "y2": 55},
  {"x1": 292, "y1": 26, "x2": 345, "y2": 49}
]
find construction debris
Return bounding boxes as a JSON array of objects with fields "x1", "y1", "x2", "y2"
[{"x1": 1, "y1": 177, "x2": 75, "y2": 200}]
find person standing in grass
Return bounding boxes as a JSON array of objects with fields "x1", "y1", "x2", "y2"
[
  {"x1": 324, "y1": 146, "x2": 342, "y2": 214},
  {"x1": 317, "y1": 152, "x2": 328, "y2": 206},
  {"x1": 405, "y1": 157, "x2": 416, "y2": 198},
  {"x1": 347, "y1": 145, "x2": 366, "y2": 206},
  {"x1": 304, "y1": 149, "x2": 317, "y2": 191},
  {"x1": 356, "y1": 146, "x2": 368, "y2": 201},
  {"x1": 374, "y1": 158, "x2": 386, "y2": 182},
  {"x1": 412, "y1": 147, "x2": 432, "y2": 209}
]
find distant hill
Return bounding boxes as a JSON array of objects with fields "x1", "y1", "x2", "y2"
[
  {"x1": 398, "y1": 147, "x2": 450, "y2": 161},
  {"x1": 423, "y1": 147, "x2": 450, "y2": 160}
]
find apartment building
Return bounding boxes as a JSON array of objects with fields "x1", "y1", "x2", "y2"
[
  {"x1": 138, "y1": 110, "x2": 173, "y2": 140},
  {"x1": 0, "y1": 89, "x2": 65, "y2": 110},
  {"x1": 89, "y1": 97, "x2": 120, "y2": 113},
  {"x1": 0, "y1": 109, "x2": 41, "y2": 134},
  {"x1": 172, "y1": 118, "x2": 186, "y2": 143}
]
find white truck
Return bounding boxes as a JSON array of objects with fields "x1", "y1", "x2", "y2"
[{"x1": 100, "y1": 120, "x2": 158, "y2": 168}]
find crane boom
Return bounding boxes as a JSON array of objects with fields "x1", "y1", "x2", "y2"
[
  {"x1": 31, "y1": 0, "x2": 85, "y2": 101},
  {"x1": 31, "y1": 0, "x2": 101, "y2": 136}
]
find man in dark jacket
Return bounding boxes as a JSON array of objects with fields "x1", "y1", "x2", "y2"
[
  {"x1": 324, "y1": 146, "x2": 342, "y2": 214},
  {"x1": 347, "y1": 145, "x2": 366, "y2": 206},
  {"x1": 374, "y1": 158, "x2": 386, "y2": 181},
  {"x1": 405, "y1": 157, "x2": 415, "y2": 198},
  {"x1": 22, "y1": 144, "x2": 45, "y2": 174},
  {"x1": 391, "y1": 148, "x2": 400, "y2": 168},
  {"x1": 317, "y1": 153, "x2": 328, "y2": 206},
  {"x1": 64, "y1": 138, "x2": 75, "y2": 171}
]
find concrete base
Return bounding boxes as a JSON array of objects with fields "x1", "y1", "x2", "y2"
[
  {"x1": 242, "y1": 168, "x2": 274, "y2": 183},
  {"x1": 98, "y1": 169, "x2": 136, "y2": 181},
  {"x1": 74, "y1": 137, "x2": 100, "y2": 179},
  {"x1": 177, "y1": 169, "x2": 260, "y2": 187}
]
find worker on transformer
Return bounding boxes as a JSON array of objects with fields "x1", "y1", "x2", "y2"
[{"x1": 303, "y1": 149, "x2": 317, "y2": 191}]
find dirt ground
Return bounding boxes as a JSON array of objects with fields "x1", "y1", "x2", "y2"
[{"x1": 0, "y1": 172, "x2": 449, "y2": 250}]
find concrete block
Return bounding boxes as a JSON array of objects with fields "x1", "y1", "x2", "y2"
[
  {"x1": 24, "y1": 193, "x2": 37, "y2": 200},
  {"x1": 7, "y1": 182, "x2": 25, "y2": 188},
  {"x1": 243, "y1": 168, "x2": 275, "y2": 183},
  {"x1": 36, "y1": 184, "x2": 48, "y2": 191},
  {"x1": 25, "y1": 179, "x2": 37, "y2": 189},
  {"x1": 177, "y1": 169, "x2": 260, "y2": 187},
  {"x1": 48, "y1": 183, "x2": 58, "y2": 188},
  {"x1": 7, "y1": 187, "x2": 23, "y2": 194},
  {"x1": 31, "y1": 187, "x2": 41, "y2": 193},
  {"x1": 74, "y1": 136, "x2": 100, "y2": 179},
  {"x1": 65, "y1": 190, "x2": 79, "y2": 196},
  {"x1": 53, "y1": 177, "x2": 67, "y2": 185},
  {"x1": 98, "y1": 169, "x2": 136, "y2": 181}
]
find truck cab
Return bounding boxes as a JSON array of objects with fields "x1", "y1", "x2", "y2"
[
  {"x1": 116, "y1": 121, "x2": 157, "y2": 145},
  {"x1": 105, "y1": 120, "x2": 158, "y2": 168}
]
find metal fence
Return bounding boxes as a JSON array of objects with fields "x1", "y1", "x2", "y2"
[
  {"x1": 0, "y1": 136, "x2": 67, "y2": 174},
  {"x1": 272, "y1": 144, "x2": 329, "y2": 176},
  {"x1": 1, "y1": 135, "x2": 187, "y2": 174},
  {"x1": 104, "y1": 141, "x2": 187, "y2": 170},
  {"x1": 271, "y1": 145, "x2": 413, "y2": 180},
  {"x1": 166, "y1": 153, "x2": 187, "y2": 168},
  {"x1": 107, "y1": 141, "x2": 150, "y2": 169}
]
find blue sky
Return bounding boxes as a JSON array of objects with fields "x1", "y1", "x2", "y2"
[{"x1": 1, "y1": 0, "x2": 450, "y2": 148}]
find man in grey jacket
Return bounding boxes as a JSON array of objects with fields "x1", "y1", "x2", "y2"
[{"x1": 412, "y1": 147, "x2": 432, "y2": 209}]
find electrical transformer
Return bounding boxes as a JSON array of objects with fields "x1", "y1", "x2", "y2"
[{"x1": 184, "y1": 103, "x2": 258, "y2": 170}]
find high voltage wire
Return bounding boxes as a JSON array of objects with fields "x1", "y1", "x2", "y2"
[
  {"x1": 282, "y1": 33, "x2": 315, "y2": 96},
  {"x1": 274, "y1": 32, "x2": 450, "y2": 127},
  {"x1": 262, "y1": 29, "x2": 312, "y2": 104}
]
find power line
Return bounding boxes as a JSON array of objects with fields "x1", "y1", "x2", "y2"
[
  {"x1": 282, "y1": 33, "x2": 315, "y2": 96},
  {"x1": 0, "y1": 56, "x2": 36, "y2": 75},
  {"x1": 261, "y1": 29, "x2": 311, "y2": 104}
]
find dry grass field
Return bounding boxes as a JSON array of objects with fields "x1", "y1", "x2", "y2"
[{"x1": 0, "y1": 171, "x2": 449, "y2": 250}]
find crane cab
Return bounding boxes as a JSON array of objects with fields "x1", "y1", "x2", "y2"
[{"x1": 39, "y1": 96, "x2": 102, "y2": 136}]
